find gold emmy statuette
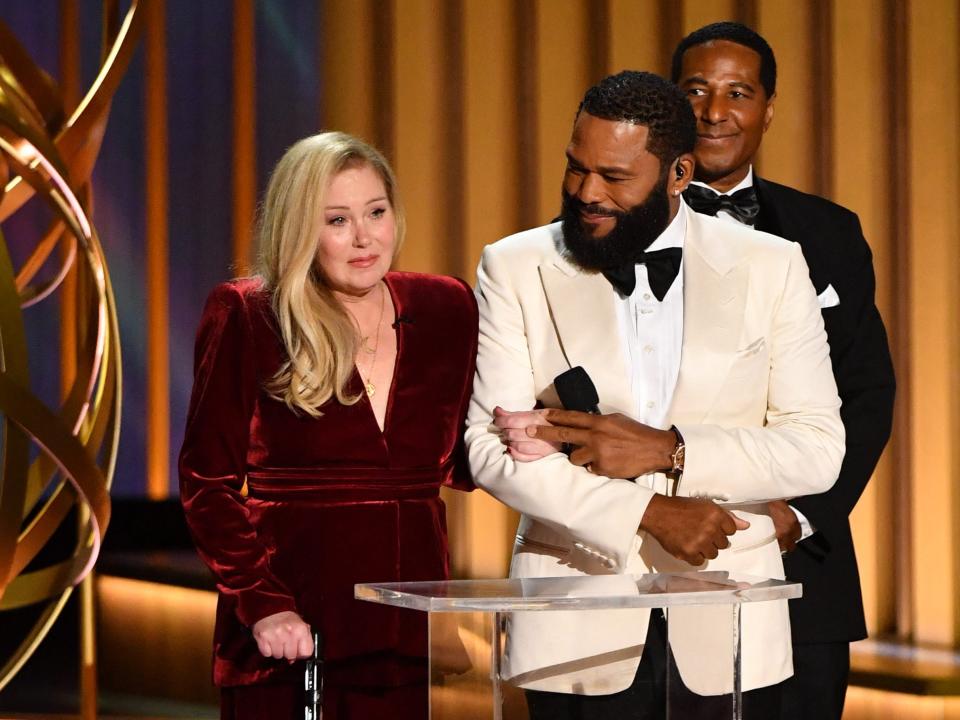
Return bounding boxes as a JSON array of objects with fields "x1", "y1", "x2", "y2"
[{"x1": 0, "y1": 0, "x2": 143, "y2": 702}]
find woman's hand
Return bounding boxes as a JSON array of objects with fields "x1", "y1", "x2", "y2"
[
  {"x1": 493, "y1": 406, "x2": 562, "y2": 462},
  {"x1": 252, "y1": 610, "x2": 314, "y2": 662}
]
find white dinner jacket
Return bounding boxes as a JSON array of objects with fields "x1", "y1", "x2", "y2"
[{"x1": 465, "y1": 205, "x2": 844, "y2": 696}]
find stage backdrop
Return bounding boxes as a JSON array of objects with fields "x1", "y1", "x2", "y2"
[{"x1": 1, "y1": 0, "x2": 958, "y2": 656}]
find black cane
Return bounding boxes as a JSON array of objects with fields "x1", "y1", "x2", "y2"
[{"x1": 304, "y1": 630, "x2": 323, "y2": 719}]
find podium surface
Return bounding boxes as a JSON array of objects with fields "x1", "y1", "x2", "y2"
[
  {"x1": 357, "y1": 573, "x2": 801, "y2": 719},
  {"x1": 356, "y1": 571, "x2": 800, "y2": 610}
]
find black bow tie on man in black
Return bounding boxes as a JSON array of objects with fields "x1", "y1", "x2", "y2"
[
  {"x1": 683, "y1": 183, "x2": 760, "y2": 225},
  {"x1": 602, "y1": 247, "x2": 682, "y2": 300}
]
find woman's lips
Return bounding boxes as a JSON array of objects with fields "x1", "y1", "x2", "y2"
[{"x1": 348, "y1": 255, "x2": 379, "y2": 268}]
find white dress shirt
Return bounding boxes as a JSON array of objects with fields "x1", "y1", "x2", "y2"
[
  {"x1": 614, "y1": 200, "x2": 686, "y2": 496},
  {"x1": 690, "y1": 167, "x2": 815, "y2": 541}
]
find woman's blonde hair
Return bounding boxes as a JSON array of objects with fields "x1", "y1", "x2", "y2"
[{"x1": 257, "y1": 131, "x2": 405, "y2": 416}]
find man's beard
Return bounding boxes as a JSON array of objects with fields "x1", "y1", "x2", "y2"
[{"x1": 560, "y1": 176, "x2": 672, "y2": 271}]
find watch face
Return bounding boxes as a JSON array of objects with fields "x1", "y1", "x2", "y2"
[{"x1": 673, "y1": 444, "x2": 685, "y2": 472}]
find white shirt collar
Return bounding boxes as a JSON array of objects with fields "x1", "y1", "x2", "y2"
[
  {"x1": 645, "y1": 197, "x2": 688, "y2": 252},
  {"x1": 690, "y1": 165, "x2": 754, "y2": 196}
]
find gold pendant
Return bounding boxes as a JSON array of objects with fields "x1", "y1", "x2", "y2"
[{"x1": 365, "y1": 381, "x2": 376, "y2": 398}]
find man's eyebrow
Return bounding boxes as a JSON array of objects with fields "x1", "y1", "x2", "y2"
[
  {"x1": 596, "y1": 165, "x2": 634, "y2": 176},
  {"x1": 682, "y1": 75, "x2": 757, "y2": 93},
  {"x1": 565, "y1": 152, "x2": 633, "y2": 176}
]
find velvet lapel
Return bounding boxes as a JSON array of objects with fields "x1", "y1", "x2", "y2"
[
  {"x1": 539, "y1": 254, "x2": 634, "y2": 415},
  {"x1": 669, "y1": 209, "x2": 748, "y2": 424}
]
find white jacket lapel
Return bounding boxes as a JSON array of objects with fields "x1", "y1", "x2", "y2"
[
  {"x1": 539, "y1": 256, "x2": 634, "y2": 416},
  {"x1": 670, "y1": 210, "x2": 748, "y2": 424}
]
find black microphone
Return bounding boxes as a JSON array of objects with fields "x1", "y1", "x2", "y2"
[{"x1": 554, "y1": 366, "x2": 601, "y2": 414}]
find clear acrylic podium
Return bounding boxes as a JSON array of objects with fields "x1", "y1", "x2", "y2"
[{"x1": 356, "y1": 572, "x2": 800, "y2": 719}]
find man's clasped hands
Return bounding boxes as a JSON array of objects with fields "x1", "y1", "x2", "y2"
[{"x1": 493, "y1": 406, "x2": 750, "y2": 566}]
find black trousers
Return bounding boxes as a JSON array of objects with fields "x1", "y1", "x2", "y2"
[
  {"x1": 525, "y1": 611, "x2": 782, "y2": 720},
  {"x1": 779, "y1": 642, "x2": 850, "y2": 720}
]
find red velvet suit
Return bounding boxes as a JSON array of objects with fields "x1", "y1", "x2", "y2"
[{"x1": 179, "y1": 272, "x2": 478, "y2": 712}]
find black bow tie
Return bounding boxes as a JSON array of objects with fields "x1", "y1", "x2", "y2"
[
  {"x1": 684, "y1": 184, "x2": 760, "y2": 225},
  {"x1": 602, "y1": 247, "x2": 682, "y2": 300}
]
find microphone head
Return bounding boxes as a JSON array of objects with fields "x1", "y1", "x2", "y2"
[{"x1": 554, "y1": 366, "x2": 600, "y2": 412}]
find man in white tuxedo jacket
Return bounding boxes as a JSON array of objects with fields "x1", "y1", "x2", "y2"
[{"x1": 465, "y1": 71, "x2": 844, "y2": 719}]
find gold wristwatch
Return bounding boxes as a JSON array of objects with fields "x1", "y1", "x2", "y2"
[
  {"x1": 664, "y1": 426, "x2": 685, "y2": 496},
  {"x1": 668, "y1": 426, "x2": 685, "y2": 477}
]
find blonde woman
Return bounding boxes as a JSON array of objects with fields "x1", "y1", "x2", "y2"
[{"x1": 179, "y1": 132, "x2": 478, "y2": 719}]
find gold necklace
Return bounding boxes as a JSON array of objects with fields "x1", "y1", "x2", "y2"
[{"x1": 357, "y1": 283, "x2": 385, "y2": 398}]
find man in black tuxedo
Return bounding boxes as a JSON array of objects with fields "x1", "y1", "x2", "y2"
[{"x1": 671, "y1": 22, "x2": 896, "y2": 720}]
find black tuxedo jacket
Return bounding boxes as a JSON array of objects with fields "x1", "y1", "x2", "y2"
[{"x1": 754, "y1": 177, "x2": 896, "y2": 644}]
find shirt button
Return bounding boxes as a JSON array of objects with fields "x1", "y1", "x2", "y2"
[
  {"x1": 647, "y1": 401, "x2": 655, "y2": 409},
  {"x1": 643, "y1": 293, "x2": 652, "y2": 301},
  {"x1": 643, "y1": 345, "x2": 654, "y2": 354}
]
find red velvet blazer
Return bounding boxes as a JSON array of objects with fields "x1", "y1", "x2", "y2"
[{"x1": 179, "y1": 272, "x2": 478, "y2": 688}]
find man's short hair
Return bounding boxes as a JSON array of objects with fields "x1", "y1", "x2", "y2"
[
  {"x1": 670, "y1": 21, "x2": 777, "y2": 98},
  {"x1": 578, "y1": 70, "x2": 697, "y2": 167}
]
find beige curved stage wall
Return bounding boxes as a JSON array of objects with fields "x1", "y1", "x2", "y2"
[{"x1": 0, "y1": 0, "x2": 141, "y2": 695}]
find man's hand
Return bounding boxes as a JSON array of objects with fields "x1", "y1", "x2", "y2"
[
  {"x1": 527, "y1": 409, "x2": 676, "y2": 478},
  {"x1": 493, "y1": 406, "x2": 561, "y2": 462},
  {"x1": 252, "y1": 610, "x2": 314, "y2": 662},
  {"x1": 768, "y1": 499, "x2": 802, "y2": 553},
  {"x1": 640, "y1": 495, "x2": 750, "y2": 565}
]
